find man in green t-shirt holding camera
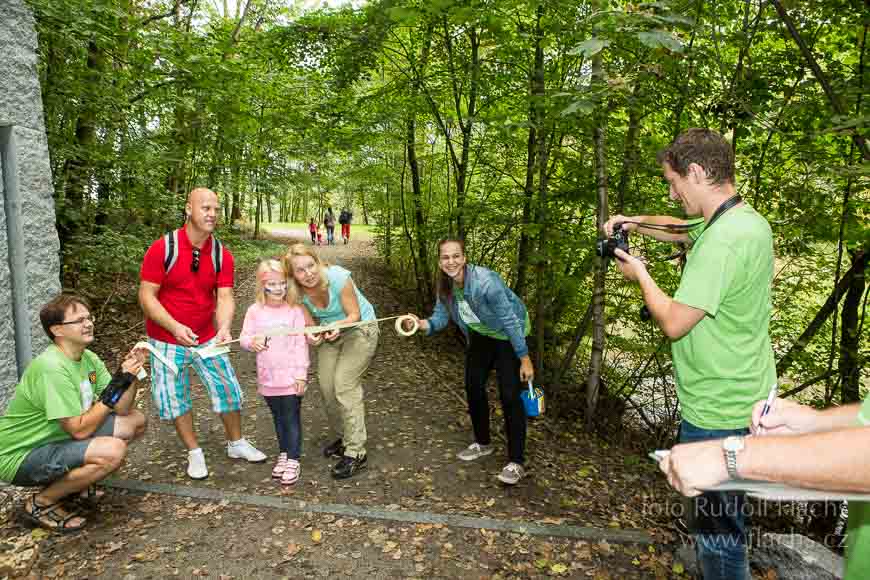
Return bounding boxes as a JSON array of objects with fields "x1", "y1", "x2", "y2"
[
  {"x1": 606, "y1": 128, "x2": 775, "y2": 579},
  {"x1": 0, "y1": 294, "x2": 146, "y2": 533}
]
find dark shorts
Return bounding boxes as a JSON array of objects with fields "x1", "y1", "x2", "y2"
[{"x1": 11, "y1": 414, "x2": 116, "y2": 487}]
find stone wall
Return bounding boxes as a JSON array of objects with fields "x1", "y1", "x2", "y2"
[{"x1": 0, "y1": 0, "x2": 62, "y2": 410}]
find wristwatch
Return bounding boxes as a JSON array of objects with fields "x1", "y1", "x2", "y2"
[{"x1": 722, "y1": 436, "x2": 745, "y2": 479}]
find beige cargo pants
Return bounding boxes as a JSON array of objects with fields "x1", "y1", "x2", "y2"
[{"x1": 315, "y1": 323, "x2": 378, "y2": 458}]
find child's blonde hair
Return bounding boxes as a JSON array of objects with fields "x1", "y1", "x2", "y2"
[
  {"x1": 254, "y1": 258, "x2": 297, "y2": 305},
  {"x1": 283, "y1": 243, "x2": 329, "y2": 293}
]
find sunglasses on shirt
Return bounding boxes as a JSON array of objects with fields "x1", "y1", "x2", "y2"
[{"x1": 191, "y1": 248, "x2": 200, "y2": 273}]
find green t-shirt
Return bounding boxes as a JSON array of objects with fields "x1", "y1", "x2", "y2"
[
  {"x1": 671, "y1": 205, "x2": 776, "y2": 429},
  {"x1": 453, "y1": 287, "x2": 531, "y2": 340},
  {"x1": 0, "y1": 345, "x2": 111, "y2": 482},
  {"x1": 844, "y1": 399, "x2": 870, "y2": 580}
]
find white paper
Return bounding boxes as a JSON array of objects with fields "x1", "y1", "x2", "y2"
[{"x1": 134, "y1": 341, "x2": 178, "y2": 375}]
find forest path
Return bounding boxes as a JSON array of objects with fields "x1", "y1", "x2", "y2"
[{"x1": 1, "y1": 233, "x2": 676, "y2": 579}]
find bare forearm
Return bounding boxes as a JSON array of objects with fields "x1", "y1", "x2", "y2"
[
  {"x1": 112, "y1": 384, "x2": 139, "y2": 416},
  {"x1": 61, "y1": 404, "x2": 113, "y2": 440},
  {"x1": 215, "y1": 295, "x2": 235, "y2": 332},
  {"x1": 739, "y1": 427, "x2": 870, "y2": 492},
  {"x1": 637, "y1": 271, "x2": 678, "y2": 338},
  {"x1": 630, "y1": 215, "x2": 690, "y2": 243}
]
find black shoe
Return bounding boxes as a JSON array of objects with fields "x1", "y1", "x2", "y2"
[
  {"x1": 322, "y1": 438, "x2": 344, "y2": 459},
  {"x1": 331, "y1": 455, "x2": 367, "y2": 479}
]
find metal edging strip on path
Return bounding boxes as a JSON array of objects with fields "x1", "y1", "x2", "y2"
[{"x1": 104, "y1": 478, "x2": 652, "y2": 544}]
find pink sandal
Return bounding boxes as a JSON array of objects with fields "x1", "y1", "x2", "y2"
[
  {"x1": 272, "y1": 453, "x2": 289, "y2": 479},
  {"x1": 281, "y1": 459, "x2": 300, "y2": 486}
]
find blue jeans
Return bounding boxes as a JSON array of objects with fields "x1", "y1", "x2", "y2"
[
  {"x1": 264, "y1": 395, "x2": 303, "y2": 459},
  {"x1": 680, "y1": 419, "x2": 750, "y2": 580}
]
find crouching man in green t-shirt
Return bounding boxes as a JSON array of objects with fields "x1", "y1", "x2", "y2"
[{"x1": 0, "y1": 294, "x2": 147, "y2": 533}]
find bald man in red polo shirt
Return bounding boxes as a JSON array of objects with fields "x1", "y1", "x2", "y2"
[{"x1": 139, "y1": 188, "x2": 266, "y2": 480}]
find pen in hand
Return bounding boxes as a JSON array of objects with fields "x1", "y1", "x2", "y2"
[{"x1": 758, "y1": 383, "x2": 778, "y2": 435}]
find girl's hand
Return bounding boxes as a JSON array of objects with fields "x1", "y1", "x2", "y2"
[
  {"x1": 251, "y1": 335, "x2": 269, "y2": 352},
  {"x1": 323, "y1": 328, "x2": 340, "y2": 342},
  {"x1": 307, "y1": 332, "x2": 324, "y2": 345},
  {"x1": 296, "y1": 379, "x2": 307, "y2": 395}
]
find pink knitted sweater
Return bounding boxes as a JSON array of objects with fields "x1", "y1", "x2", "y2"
[{"x1": 240, "y1": 302, "x2": 309, "y2": 396}]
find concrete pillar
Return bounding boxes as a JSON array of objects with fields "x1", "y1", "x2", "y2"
[{"x1": 0, "y1": 0, "x2": 62, "y2": 410}]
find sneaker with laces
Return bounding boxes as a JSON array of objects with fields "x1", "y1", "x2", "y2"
[
  {"x1": 187, "y1": 448, "x2": 209, "y2": 480},
  {"x1": 272, "y1": 453, "x2": 289, "y2": 478},
  {"x1": 281, "y1": 459, "x2": 301, "y2": 485},
  {"x1": 322, "y1": 438, "x2": 345, "y2": 458},
  {"x1": 227, "y1": 438, "x2": 267, "y2": 463},
  {"x1": 331, "y1": 454, "x2": 367, "y2": 479},
  {"x1": 456, "y1": 442, "x2": 494, "y2": 462},
  {"x1": 497, "y1": 462, "x2": 525, "y2": 485}
]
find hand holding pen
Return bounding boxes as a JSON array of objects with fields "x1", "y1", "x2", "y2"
[{"x1": 751, "y1": 385, "x2": 815, "y2": 436}]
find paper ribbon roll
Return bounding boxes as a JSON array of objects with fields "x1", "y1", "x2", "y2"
[
  {"x1": 394, "y1": 315, "x2": 419, "y2": 337},
  {"x1": 133, "y1": 341, "x2": 179, "y2": 375}
]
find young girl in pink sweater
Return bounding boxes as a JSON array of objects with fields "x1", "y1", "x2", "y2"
[{"x1": 240, "y1": 259, "x2": 312, "y2": 485}]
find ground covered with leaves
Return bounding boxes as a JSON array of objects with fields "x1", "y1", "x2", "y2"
[{"x1": 1, "y1": 232, "x2": 720, "y2": 579}]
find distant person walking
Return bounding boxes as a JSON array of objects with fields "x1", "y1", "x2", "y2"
[
  {"x1": 338, "y1": 208, "x2": 353, "y2": 244},
  {"x1": 324, "y1": 207, "x2": 336, "y2": 245},
  {"x1": 308, "y1": 218, "x2": 317, "y2": 245}
]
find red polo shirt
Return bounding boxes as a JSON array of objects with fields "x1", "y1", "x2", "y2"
[{"x1": 140, "y1": 227, "x2": 235, "y2": 344}]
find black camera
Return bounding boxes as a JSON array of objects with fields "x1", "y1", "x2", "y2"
[{"x1": 596, "y1": 223, "x2": 629, "y2": 259}]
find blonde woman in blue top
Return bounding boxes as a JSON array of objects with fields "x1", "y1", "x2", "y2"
[
  {"x1": 402, "y1": 238, "x2": 534, "y2": 485},
  {"x1": 284, "y1": 243, "x2": 377, "y2": 480}
]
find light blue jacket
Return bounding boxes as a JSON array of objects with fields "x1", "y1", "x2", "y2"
[{"x1": 426, "y1": 264, "x2": 530, "y2": 358}]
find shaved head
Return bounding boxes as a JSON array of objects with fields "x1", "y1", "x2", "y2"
[
  {"x1": 187, "y1": 187, "x2": 217, "y2": 207},
  {"x1": 185, "y1": 187, "x2": 220, "y2": 239}
]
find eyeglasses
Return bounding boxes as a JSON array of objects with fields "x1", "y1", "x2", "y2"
[
  {"x1": 58, "y1": 314, "x2": 96, "y2": 326},
  {"x1": 191, "y1": 248, "x2": 200, "y2": 273}
]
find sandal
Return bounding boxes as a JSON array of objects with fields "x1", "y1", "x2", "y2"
[
  {"x1": 18, "y1": 494, "x2": 86, "y2": 534},
  {"x1": 65, "y1": 485, "x2": 105, "y2": 511}
]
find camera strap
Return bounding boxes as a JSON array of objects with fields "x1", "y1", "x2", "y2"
[{"x1": 652, "y1": 194, "x2": 743, "y2": 262}]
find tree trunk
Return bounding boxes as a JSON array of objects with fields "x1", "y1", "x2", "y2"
[
  {"x1": 776, "y1": 253, "x2": 867, "y2": 377},
  {"x1": 615, "y1": 85, "x2": 641, "y2": 213},
  {"x1": 407, "y1": 117, "x2": 433, "y2": 306},
  {"x1": 514, "y1": 7, "x2": 543, "y2": 296},
  {"x1": 839, "y1": 249, "x2": 867, "y2": 403},
  {"x1": 586, "y1": 34, "x2": 609, "y2": 430}
]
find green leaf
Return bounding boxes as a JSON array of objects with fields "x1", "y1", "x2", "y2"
[
  {"x1": 561, "y1": 100, "x2": 595, "y2": 116},
  {"x1": 636, "y1": 30, "x2": 684, "y2": 52},
  {"x1": 570, "y1": 38, "x2": 610, "y2": 58}
]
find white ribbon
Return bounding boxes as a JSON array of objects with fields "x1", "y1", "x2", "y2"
[{"x1": 134, "y1": 341, "x2": 179, "y2": 375}]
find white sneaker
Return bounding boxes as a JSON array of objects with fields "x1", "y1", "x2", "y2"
[
  {"x1": 227, "y1": 438, "x2": 267, "y2": 463},
  {"x1": 187, "y1": 448, "x2": 209, "y2": 480},
  {"x1": 456, "y1": 442, "x2": 494, "y2": 462},
  {"x1": 497, "y1": 462, "x2": 525, "y2": 485}
]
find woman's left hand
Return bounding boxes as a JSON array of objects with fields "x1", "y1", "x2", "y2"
[{"x1": 519, "y1": 356, "x2": 534, "y2": 382}]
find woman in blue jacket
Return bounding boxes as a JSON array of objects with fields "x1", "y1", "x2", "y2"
[{"x1": 402, "y1": 238, "x2": 534, "y2": 485}]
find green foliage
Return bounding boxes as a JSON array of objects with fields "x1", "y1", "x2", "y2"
[{"x1": 30, "y1": 0, "x2": 869, "y2": 428}]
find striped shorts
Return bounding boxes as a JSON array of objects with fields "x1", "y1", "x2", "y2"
[{"x1": 148, "y1": 338, "x2": 244, "y2": 420}]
